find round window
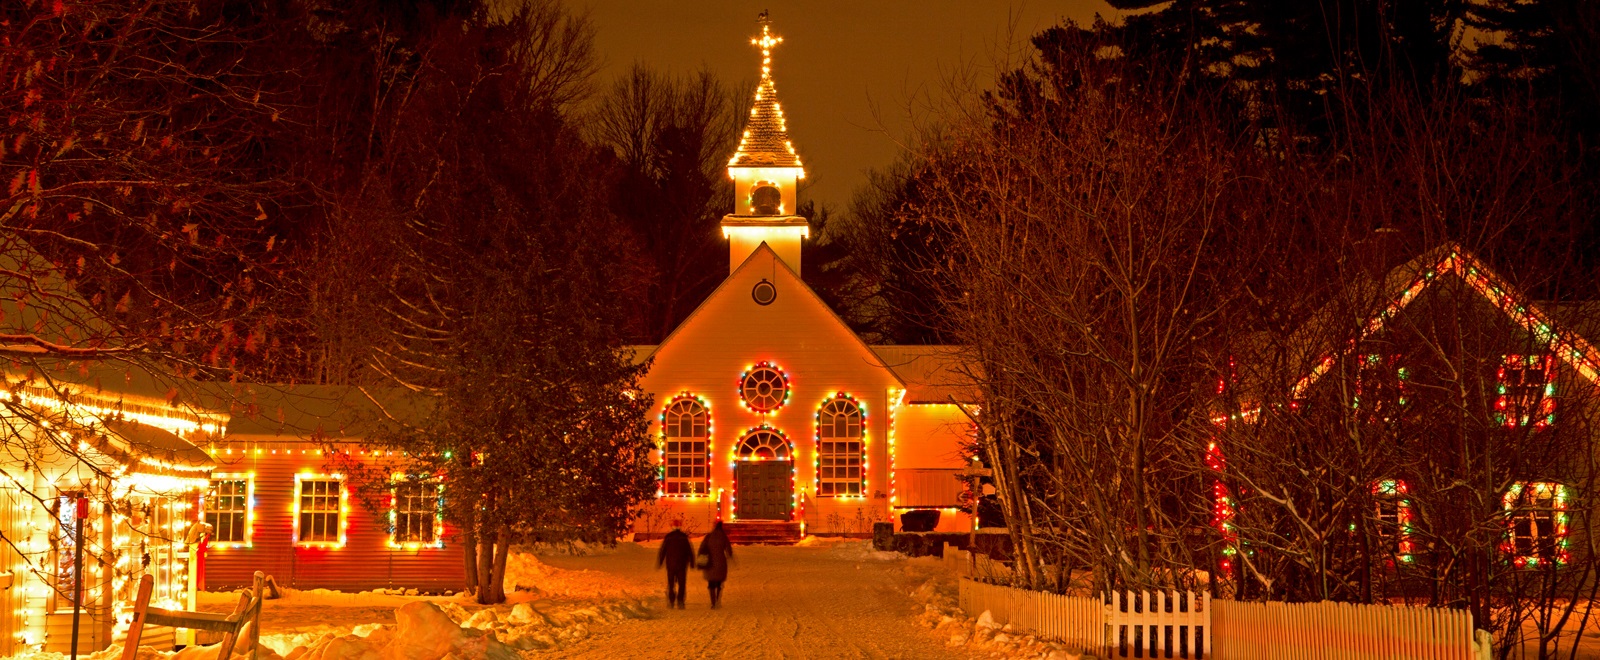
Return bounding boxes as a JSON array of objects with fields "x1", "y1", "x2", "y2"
[
  {"x1": 740, "y1": 363, "x2": 789, "y2": 412},
  {"x1": 752, "y1": 279, "x2": 777, "y2": 305}
]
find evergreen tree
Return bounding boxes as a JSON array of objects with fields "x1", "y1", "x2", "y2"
[{"x1": 1468, "y1": 0, "x2": 1600, "y2": 162}]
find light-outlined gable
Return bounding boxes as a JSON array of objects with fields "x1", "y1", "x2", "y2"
[{"x1": 1290, "y1": 243, "x2": 1600, "y2": 398}]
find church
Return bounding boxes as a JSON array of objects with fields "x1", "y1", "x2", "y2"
[{"x1": 630, "y1": 18, "x2": 976, "y2": 543}]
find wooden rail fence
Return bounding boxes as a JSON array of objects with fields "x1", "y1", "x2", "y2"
[{"x1": 950, "y1": 554, "x2": 1491, "y2": 660}]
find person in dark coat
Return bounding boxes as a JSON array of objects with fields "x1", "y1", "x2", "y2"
[
  {"x1": 656, "y1": 520, "x2": 694, "y2": 609},
  {"x1": 697, "y1": 520, "x2": 734, "y2": 609}
]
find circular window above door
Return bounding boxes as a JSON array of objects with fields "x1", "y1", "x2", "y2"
[{"x1": 740, "y1": 363, "x2": 790, "y2": 412}]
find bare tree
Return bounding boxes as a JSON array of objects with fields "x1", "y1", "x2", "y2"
[{"x1": 899, "y1": 32, "x2": 1261, "y2": 592}]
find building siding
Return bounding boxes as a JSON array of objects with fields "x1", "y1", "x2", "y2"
[
  {"x1": 634, "y1": 247, "x2": 975, "y2": 535},
  {"x1": 202, "y1": 442, "x2": 464, "y2": 593}
]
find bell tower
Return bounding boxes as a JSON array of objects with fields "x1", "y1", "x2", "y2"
[{"x1": 723, "y1": 12, "x2": 808, "y2": 274}]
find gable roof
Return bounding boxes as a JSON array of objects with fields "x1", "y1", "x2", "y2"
[
  {"x1": 639, "y1": 242, "x2": 903, "y2": 390},
  {"x1": 871, "y1": 345, "x2": 979, "y2": 404},
  {"x1": 1289, "y1": 243, "x2": 1600, "y2": 398},
  {"x1": 208, "y1": 382, "x2": 431, "y2": 441}
]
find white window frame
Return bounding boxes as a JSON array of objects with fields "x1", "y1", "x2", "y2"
[
  {"x1": 662, "y1": 398, "x2": 711, "y2": 496},
  {"x1": 390, "y1": 480, "x2": 442, "y2": 548},
  {"x1": 294, "y1": 474, "x2": 346, "y2": 548},
  {"x1": 206, "y1": 474, "x2": 253, "y2": 547},
  {"x1": 816, "y1": 397, "x2": 864, "y2": 497}
]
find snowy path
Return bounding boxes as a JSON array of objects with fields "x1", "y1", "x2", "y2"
[{"x1": 539, "y1": 540, "x2": 976, "y2": 659}]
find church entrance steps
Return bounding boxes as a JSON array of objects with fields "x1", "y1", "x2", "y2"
[{"x1": 724, "y1": 521, "x2": 803, "y2": 545}]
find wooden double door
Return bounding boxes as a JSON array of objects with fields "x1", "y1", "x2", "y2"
[{"x1": 734, "y1": 461, "x2": 793, "y2": 520}]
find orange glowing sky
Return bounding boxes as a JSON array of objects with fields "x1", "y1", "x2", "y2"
[{"x1": 580, "y1": 1, "x2": 1122, "y2": 211}]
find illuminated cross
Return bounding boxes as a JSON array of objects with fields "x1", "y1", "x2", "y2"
[{"x1": 752, "y1": 13, "x2": 783, "y2": 64}]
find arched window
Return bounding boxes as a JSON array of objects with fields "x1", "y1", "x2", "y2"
[
  {"x1": 737, "y1": 428, "x2": 790, "y2": 460},
  {"x1": 816, "y1": 397, "x2": 863, "y2": 497},
  {"x1": 662, "y1": 398, "x2": 709, "y2": 495},
  {"x1": 751, "y1": 181, "x2": 782, "y2": 215}
]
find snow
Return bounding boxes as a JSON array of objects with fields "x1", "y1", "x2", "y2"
[
  {"x1": 11, "y1": 547, "x2": 655, "y2": 660},
  {"x1": 907, "y1": 569, "x2": 1095, "y2": 659},
  {"x1": 536, "y1": 540, "x2": 980, "y2": 659},
  {"x1": 11, "y1": 540, "x2": 1095, "y2": 660}
]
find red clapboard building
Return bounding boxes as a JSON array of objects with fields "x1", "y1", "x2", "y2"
[{"x1": 198, "y1": 385, "x2": 463, "y2": 593}]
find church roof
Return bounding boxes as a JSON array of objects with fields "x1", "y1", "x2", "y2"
[
  {"x1": 728, "y1": 17, "x2": 803, "y2": 169},
  {"x1": 872, "y1": 345, "x2": 980, "y2": 404}
]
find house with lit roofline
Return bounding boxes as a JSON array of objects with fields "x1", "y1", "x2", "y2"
[
  {"x1": 630, "y1": 15, "x2": 979, "y2": 544},
  {"x1": 194, "y1": 383, "x2": 464, "y2": 594},
  {"x1": 0, "y1": 239, "x2": 227, "y2": 656},
  {"x1": 1207, "y1": 243, "x2": 1600, "y2": 582}
]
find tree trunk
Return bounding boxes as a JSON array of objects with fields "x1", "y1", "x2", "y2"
[
  {"x1": 476, "y1": 529, "x2": 497, "y2": 604},
  {"x1": 491, "y1": 523, "x2": 511, "y2": 604},
  {"x1": 462, "y1": 506, "x2": 479, "y2": 596}
]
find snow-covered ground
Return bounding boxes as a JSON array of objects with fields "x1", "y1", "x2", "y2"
[
  {"x1": 10, "y1": 548, "x2": 657, "y2": 660},
  {"x1": 539, "y1": 536, "x2": 986, "y2": 659},
  {"x1": 12, "y1": 539, "x2": 1094, "y2": 660}
]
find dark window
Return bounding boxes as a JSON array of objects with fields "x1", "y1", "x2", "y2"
[
  {"x1": 751, "y1": 182, "x2": 781, "y2": 214},
  {"x1": 1505, "y1": 482, "x2": 1566, "y2": 565},
  {"x1": 1496, "y1": 355, "x2": 1555, "y2": 428}
]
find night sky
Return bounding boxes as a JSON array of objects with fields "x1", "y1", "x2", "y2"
[{"x1": 580, "y1": 1, "x2": 1121, "y2": 211}]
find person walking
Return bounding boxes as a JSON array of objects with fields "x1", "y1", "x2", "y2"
[
  {"x1": 656, "y1": 520, "x2": 693, "y2": 609},
  {"x1": 697, "y1": 520, "x2": 734, "y2": 609}
]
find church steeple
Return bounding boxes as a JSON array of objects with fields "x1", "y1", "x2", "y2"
[{"x1": 722, "y1": 12, "x2": 809, "y2": 275}]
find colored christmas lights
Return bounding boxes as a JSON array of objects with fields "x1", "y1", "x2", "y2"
[
  {"x1": 1495, "y1": 355, "x2": 1556, "y2": 428},
  {"x1": 1292, "y1": 249, "x2": 1600, "y2": 402},
  {"x1": 814, "y1": 393, "x2": 867, "y2": 499},
  {"x1": 658, "y1": 394, "x2": 714, "y2": 497},
  {"x1": 728, "y1": 425, "x2": 797, "y2": 521},
  {"x1": 1370, "y1": 479, "x2": 1414, "y2": 560},
  {"x1": 387, "y1": 477, "x2": 445, "y2": 550},
  {"x1": 887, "y1": 389, "x2": 904, "y2": 508},
  {"x1": 738, "y1": 362, "x2": 790, "y2": 413},
  {"x1": 1502, "y1": 482, "x2": 1570, "y2": 567}
]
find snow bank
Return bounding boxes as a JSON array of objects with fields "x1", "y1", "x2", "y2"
[
  {"x1": 504, "y1": 549, "x2": 648, "y2": 598},
  {"x1": 824, "y1": 539, "x2": 901, "y2": 562},
  {"x1": 18, "y1": 550, "x2": 653, "y2": 660},
  {"x1": 19, "y1": 596, "x2": 654, "y2": 660},
  {"x1": 910, "y1": 571, "x2": 1099, "y2": 660}
]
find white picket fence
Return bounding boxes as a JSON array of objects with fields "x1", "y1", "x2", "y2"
[
  {"x1": 945, "y1": 545, "x2": 1492, "y2": 659},
  {"x1": 958, "y1": 579, "x2": 1209, "y2": 657},
  {"x1": 1210, "y1": 599, "x2": 1485, "y2": 660}
]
